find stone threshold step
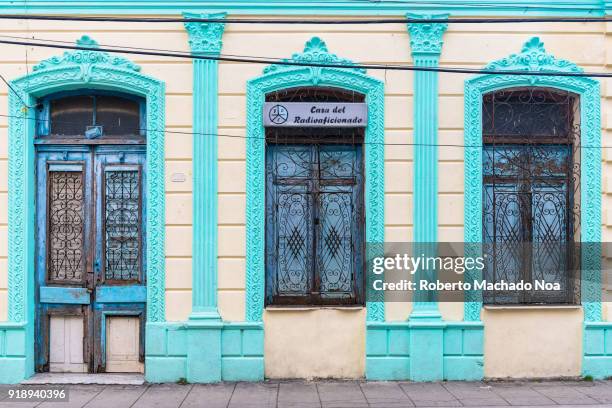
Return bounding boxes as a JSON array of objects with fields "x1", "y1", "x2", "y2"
[{"x1": 21, "y1": 373, "x2": 145, "y2": 385}]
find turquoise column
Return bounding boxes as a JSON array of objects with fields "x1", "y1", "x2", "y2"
[
  {"x1": 183, "y1": 12, "x2": 226, "y2": 382},
  {"x1": 407, "y1": 14, "x2": 448, "y2": 382}
]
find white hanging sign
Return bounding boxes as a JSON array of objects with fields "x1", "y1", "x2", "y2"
[{"x1": 263, "y1": 102, "x2": 368, "y2": 127}]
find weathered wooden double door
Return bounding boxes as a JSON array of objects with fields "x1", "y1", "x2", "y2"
[{"x1": 35, "y1": 144, "x2": 146, "y2": 373}]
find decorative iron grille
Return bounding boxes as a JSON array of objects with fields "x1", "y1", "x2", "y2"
[
  {"x1": 482, "y1": 87, "x2": 581, "y2": 304},
  {"x1": 265, "y1": 87, "x2": 365, "y2": 305},
  {"x1": 104, "y1": 168, "x2": 141, "y2": 281},
  {"x1": 47, "y1": 168, "x2": 85, "y2": 282}
]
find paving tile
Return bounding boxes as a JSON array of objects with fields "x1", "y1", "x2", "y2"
[
  {"x1": 490, "y1": 383, "x2": 556, "y2": 406},
  {"x1": 278, "y1": 382, "x2": 320, "y2": 408},
  {"x1": 181, "y1": 383, "x2": 235, "y2": 408},
  {"x1": 228, "y1": 382, "x2": 278, "y2": 408},
  {"x1": 529, "y1": 384, "x2": 600, "y2": 405},
  {"x1": 441, "y1": 382, "x2": 508, "y2": 406},
  {"x1": 316, "y1": 382, "x2": 368, "y2": 408},
  {"x1": 569, "y1": 382, "x2": 612, "y2": 404},
  {"x1": 360, "y1": 382, "x2": 415, "y2": 407},
  {"x1": 38, "y1": 385, "x2": 105, "y2": 408},
  {"x1": 399, "y1": 383, "x2": 462, "y2": 407},
  {"x1": 131, "y1": 384, "x2": 191, "y2": 408},
  {"x1": 84, "y1": 385, "x2": 147, "y2": 408}
]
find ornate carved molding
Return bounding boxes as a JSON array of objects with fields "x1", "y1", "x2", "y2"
[
  {"x1": 263, "y1": 37, "x2": 365, "y2": 84},
  {"x1": 8, "y1": 36, "x2": 166, "y2": 323},
  {"x1": 485, "y1": 37, "x2": 582, "y2": 73},
  {"x1": 246, "y1": 37, "x2": 385, "y2": 322},
  {"x1": 407, "y1": 13, "x2": 448, "y2": 56},
  {"x1": 463, "y1": 37, "x2": 600, "y2": 322},
  {"x1": 183, "y1": 12, "x2": 226, "y2": 55}
]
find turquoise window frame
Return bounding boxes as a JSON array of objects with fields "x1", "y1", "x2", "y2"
[
  {"x1": 463, "y1": 37, "x2": 601, "y2": 322},
  {"x1": 1, "y1": 35, "x2": 166, "y2": 382},
  {"x1": 245, "y1": 37, "x2": 385, "y2": 322}
]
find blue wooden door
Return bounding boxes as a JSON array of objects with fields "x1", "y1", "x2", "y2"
[{"x1": 35, "y1": 145, "x2": 146, "y2": 372}]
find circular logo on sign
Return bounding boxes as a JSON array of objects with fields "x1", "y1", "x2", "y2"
[{"x1": 269, "y1": 104, "x2": 289, "y2": 125}]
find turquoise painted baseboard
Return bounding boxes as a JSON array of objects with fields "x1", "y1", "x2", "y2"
[
  {"x1": 0, "y1": 324, "x2": 32, "y2": 384},
  {"x1": 145, "y1": 321, "x2": 264, "y2": 383},
  {"x1": 366, "y1": 321, "x2": 483, "y2": 381},
  {"x1": 583, "y1": 322, "x2": 612, "y2": 379}
]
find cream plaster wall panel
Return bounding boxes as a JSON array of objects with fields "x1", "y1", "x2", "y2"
[
  {"x1": 438, "y1": 227, "x2": 464, "y2": 242},
  {"x1": 165, "y1": 258, "x2": 192, "y2": 290},
  {"x1": 222, "y1": 32, "x2": 410, "y2": 64},
  {"x1": 165, "y1": 291, "x2": 192, "y2": 322},
  {"x1": 0, "y1": 160, "x2": 7, "y2": 192},
  {"x1": 165, "y1": 95, "x2": 192, "y2": 127},
  {"x1": 218, "y1": 258, "x2": 246, "y2": 290},
  {"x1": 439, "y1": 194, "x2": 464, "y2": 227},
  {"x1": 165, "y1": 131, "x2": 193, "y2": 160},
  {"x1": 218, "y1": 95, "x2": 247, "y2": 128},
  {"x1": 218, "y1": 290, "x2": 246, "y2": 322},
  {"x1": 439, "y1": 131, "x2": 465, "y2": 162},
  {"x1": 0, "y1": 290, "x2": 6, "y2": 321},
  {"x1": 384, "y1": 130, "x2": 413, "y2": 161},
  {"x1": 483, "y1": 309, "x2": 583, "y2": 378},
  {"x1": 385, "y1": 301, "x2": 412, "y2": 321},
  {"x1": 217, "y1": 129, "x2": 246, "y2": 160},
  {"x1": 137, "y1": 64, "x2": 193, "y2": 94},
  {"x1": 0, "y1": 255, "x2": 5, "y2": 322},
  {"x1": 439, "y1": 302, "x2": 464, "y2": 322},
  {"x1": 218, "y1": 226, "x2": 246, "y2": 257},
  {"x1": 218, "y1": 194, "x2": 246, "y2": 225},
  {"x1": 0, "y1": 226, "x2": 6, "y2": 258},
  {"x1": 264, "y1": 309, "x2": 366, "y2": 379},
  {"x1": 165, "y1": 161, "x2": 193, "y2": 193},
  {"x1": 385, "y1": 162, "x2": 413, "y2": 193},
  {"x1": 439, "y1": 96, "x2": 465, "y2": 130},
  {"x1": 385, "y1": 194, "x2": 411, "y2": 226},
  {"x1": 369, "y1": 69, "x2": 413, "y2": 95},
  {"x1": 385, "y1": 226, "x2": 412, "y2": 243},
  {"x1": 218, "y1": 63, "x2": 263, "y2": 95},
  {"x1": 165, "y1": 226, "x2": 192, "y2": 258},
  {"x1": 0, "y1": 193, "x2": 6, "y2": 224},
  {"x1": 438, "y1": 163, "x2": 464, "y2": 193},
  {"x1": 0, "y1": 128, "x2": 6, "y2": 159},
  {"x1": 385, "y1": 96, "x2": 412, "y2": 129},
  {"x1": 0, "y1": 259, "x2": 6, "y2": 289},
  {"x1": 218, "y1": 162, "x2": 246, "y2": 193},
  {"x1": 442, "y1": 34, "x2": 604, "y2": 66},
  {"x1": 166, "y1": 194, "x2": 192, "y2": 225}
]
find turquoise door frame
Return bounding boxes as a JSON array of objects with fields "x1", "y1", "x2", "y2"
[{"x1": 0, "y1": 36, "x2": 166, "y2": 383}]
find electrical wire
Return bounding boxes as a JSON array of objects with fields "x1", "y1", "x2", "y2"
[
  {"x1": 0, "y1": 14, "x2": 610, "y2": 24},
  {"x1": 1, "y1": 37, "x2": 611, "y2": 79},
  {"x1": 0, "y1": 112, "x2": 609, "y2": 149}
]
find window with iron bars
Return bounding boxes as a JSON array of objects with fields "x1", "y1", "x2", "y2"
[
  {"x1": 482, "y1": 87, "x2": 581, "y2": 305},
  {"x1": 264, "y1": 87, "x2": 366, "y2": 306}
]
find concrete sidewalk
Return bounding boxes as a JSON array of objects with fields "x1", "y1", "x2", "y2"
[{"x1": 3, "y1": 380, "x2": 612, "y2": 408}]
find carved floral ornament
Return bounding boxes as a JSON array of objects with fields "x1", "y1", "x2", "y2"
[
  {"x1": 263, "y1": 37, "x2": 365, "y2": 84},
  {"x1": 406, "y1": 13, "x2": 449, "y2": 56},
  {"x1": 33, "y1": 35, "x2": 141, "y2": 80},
  {"x1": 183, "y1": 12, "x2": 226, "y2": 55}
]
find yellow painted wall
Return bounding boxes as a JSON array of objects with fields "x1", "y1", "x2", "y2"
[
  {"x1": 263, "y1": 308, "x2": 366, "y2": 379},
  {"x1": 0, "y1": 17, "x2": 608, "y2": 378}
]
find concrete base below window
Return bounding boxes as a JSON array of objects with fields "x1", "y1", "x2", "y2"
[{"x1": 365, "y1": 321, "x2": 484, "y2": 381}]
